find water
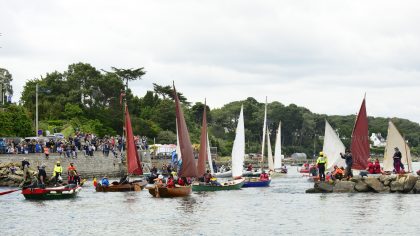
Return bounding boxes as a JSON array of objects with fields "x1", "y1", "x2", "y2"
[{"x1": 1, "y1": 164, "x2": 420, "y2": 236}]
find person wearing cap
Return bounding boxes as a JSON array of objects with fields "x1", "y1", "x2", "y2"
[
  {"x1": 340, "y1": 149, "x2": 353, "y2": 180},
  {"x1": 393, "y1": 147, "x2": 402, "y2": 174},
  {"x1": 53, "y1": 161, "x2": 63, "y2": 184},
  {"x1": 316, "y1": 151, "x2": 328, "y2": 181},
  {"x1": 38, "y1": 164, "x2": 47, "y2": 188}
]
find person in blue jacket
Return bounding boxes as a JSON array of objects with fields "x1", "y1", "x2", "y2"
[{"x1": 101, "y1": 176, "x2": 109, "y2": 187}]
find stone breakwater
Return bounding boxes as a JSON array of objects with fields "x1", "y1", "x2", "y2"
[
  {"x1": 0, "y1": 152, "x2": 125, "y2": 186},
  {"x1": 306, "y1": 174, "x2": 420, "y2": 194}
]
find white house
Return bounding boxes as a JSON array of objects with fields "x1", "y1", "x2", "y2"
[{"x1": 370, "y1": 133, "x2": 386, "y2": 147}]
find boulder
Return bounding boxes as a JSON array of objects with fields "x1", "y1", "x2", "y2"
[
  {"x1": 413, "y1": 180, "x2": 420, "y2": 194},
  {"x1": 14, "y1": 170, "x2": 24, "y2": 176},
  {"x1": 333, "y1": 181, "x2": 355, "y2": 193},
  {"x1": 0, "y1": 163, "x2": 9, "y2": 169},
  {"x1": 403, "y1": 175, "x2": 417, "y2": 193},
  {"x1": 364, "y1": 177, "x2": 388, "y2": 193},
  {"x1": 355, "y1": 181, "x2": 371, "y2": 192},
  {"x1": 390, "y1": 180, "x2": 404, "y2": 192},
  {"x1": 315, "y1": 182, "x2": 333, "y2": 193},
  {"x1": 7, "y1": 174, "x2": 24, "y2": 182}
]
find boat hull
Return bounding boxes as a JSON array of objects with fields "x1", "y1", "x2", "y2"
[
  {"x1": 242, "y1": 178, "x2": 271, "y2": 187},
  {"x1": 95, "y1": 181, "x2": 146, "y2": 192},
  {"x1": 22, "y1": 186, "x2": 82, "y2": 200},
  {"x1": 192, "y1": 178, "x2": 245, "y2": 191},
  {"x1": 147, "y1": 185, "x2": 192, "y2": 198}
]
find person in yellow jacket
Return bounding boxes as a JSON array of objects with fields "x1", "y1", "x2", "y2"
[
  {"x1": 316, "y1": 152, "x2": 328, "y2": 181},
  {"x1": 53, "y1": 161, "x2": 63, "y2": 185}
]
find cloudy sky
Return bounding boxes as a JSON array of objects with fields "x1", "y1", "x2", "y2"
[{"x1": 1, "y1": 0, "x2": 420, "y2": 123}]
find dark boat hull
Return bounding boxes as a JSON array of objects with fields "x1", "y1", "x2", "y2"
[
  {"x1": 95, "y1": 181, "x2": 147, "y2": 192},
  {"x1": 192, "y1": 178, "x2": 244, "y2": 191},
  {"x1": 242, "y1": 178, "x2": 271, "y2": 187},
  {"x1": 147, "y1": 185, "x2": 191, "y2": 198},
  {"x1": 22, "y1": 186, "x2": 82, "y2": 200}
]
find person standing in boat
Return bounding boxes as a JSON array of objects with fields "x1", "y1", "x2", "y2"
[
  {"x1": 316, "y1": 152, "x2": 328, "y2": 181},
  {"x1": 38, "y1": 164, "x2": 47, "y2": 188},
  {"x1": 393, "y1": 147, "x2": 402, "y2": 173},
  {"x1": 101, "y1": 176, "x2": 109, "y2": 187},
  {"x1": 340, "y1": 149, "x2": 353, "y2": 180},
  {"x1": 53, "y1": 161, "x2": 63, "y2": 185}
]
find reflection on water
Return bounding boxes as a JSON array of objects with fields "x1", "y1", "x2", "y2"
[{"x1": 1, "y1": 162, "x2": 420, "y2": 236}]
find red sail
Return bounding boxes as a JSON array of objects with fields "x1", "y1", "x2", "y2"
[
  {"x1": 125, "y1": 105, "x2": 143, "y2": 175},
  {"x1": 350, "y1": 98, "x2": 369, "y2": 170},
  {"x1": 197, "y1": 101, "x2": 207, "y2": 177},
  {"x1": 174, "y1": 84, "x2": 198, "y2": 177}
]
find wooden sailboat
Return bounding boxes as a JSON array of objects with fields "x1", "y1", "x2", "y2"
[
  {"x1": 383, "y1": 121, "x2": 412, "y2": 173},
  {"x1": 350, "y1": 96, "x2": 369, "y2": 170},
  {"x1": 323, "y1": 120, "x2": 346, "y2": 171},
  {"x1": 148, "y1": 83, "x2": 198, "y2": 197},
  {"x1": 96, "y1": 105, "x2": 147, "y2": 192},
  {"x1": 193, "y1": 103, "x2": 244, "y2": 191}
]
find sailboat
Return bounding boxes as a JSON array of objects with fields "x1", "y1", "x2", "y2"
[
  {"x1": 273, "y1": 121, "x2": 287, "y2": 174},
  {"x1": 96, "y1": 105, "x2": 147, "y2": 192},
  {"x1": 192, "y1": 103, "x2": 245, "y2": 191},
  {"x1": 147, "y1": 83, "x2": 198, "y2": 197},
  {"x1": 243, "y1": 100, "x2": 271, "y2": 187},
  {"x1": 350, "y1": 96, "x2": 369, "y2": 170},
  {"x1": 383, "y1": 121, "x2": 412, "y2": 173},
  {"x1": 323, "y1": 120, "x2": 346, "y2": 171}
]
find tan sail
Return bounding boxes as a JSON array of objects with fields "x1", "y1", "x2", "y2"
[{"x1": 383, "y1": 121, "x2": 412, "y2": 172}]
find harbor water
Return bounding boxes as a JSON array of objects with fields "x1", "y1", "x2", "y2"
[{"x1": 1, "y1": 163, "x2": 420, "y2": 236}]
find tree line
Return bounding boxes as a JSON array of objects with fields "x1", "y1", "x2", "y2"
[{"x1": 1, "y1": 63, "x2": 420, "y2": 157}]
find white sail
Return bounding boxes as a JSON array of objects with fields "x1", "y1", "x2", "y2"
[
  {"x1": 231, "y1": 105, "x2": 245, "y2": 178},
  {"x1": 323, "y1": 120, "x2": 345, "y2": 171},
  {"x1": 261, "y1": 97, "x2": 267, "y2": 164},
  {"x1": 207, "y1": 133, "x2": 214, "y2": 175},
  {"x1": 274, "y1": 121, "x2": 282, "y2": 169},
  {"x1": 383, "y1": 121, "x2": 412, "y2": 172},
  {"x1": 267, "y1": 126, "x2": 274, "y2": 170}
]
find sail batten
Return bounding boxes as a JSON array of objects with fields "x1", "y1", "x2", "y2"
[
  {"x1": 351, "y1": 97, "x2": 369, "y2": 170},
  {"x1": 125, "y1": 105, "x2": 143, "y2": 175},
  {"x1": 274, "y1": 122, "x2": 282, "y2": 169},
  {"x1": 323, "y1": 120, "x2": 345, "y2": 171},
  {"x1": 231, "y1": 105, "x2": 245, "y2": 178},
  {"x1": 174, "y1": 84, "x2": 198, "y2": 177},
  {"x1": 383, "y1": 121, "x2": 412, "y2": 172}
]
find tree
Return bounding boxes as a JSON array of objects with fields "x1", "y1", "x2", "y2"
[
  {"x1": 156, "y1": 130, "x2": 177, "y2": 144},
  {"x1": 0, "y1": 105, "x2": 32, "y2": 137}
]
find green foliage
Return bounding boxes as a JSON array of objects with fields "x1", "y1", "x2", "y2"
[
  {"x1": 156, "y1": 130, "x2": 176, "y2": 144},
  {"x1": 0, "y1": 104, "x2": 33, "y2": 137}
]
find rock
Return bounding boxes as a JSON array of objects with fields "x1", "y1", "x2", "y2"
[
  {"x1": 333, "y1": 181, "x2": 355, "y2": 193},
  {"x1": 413, "y1": 180, "x2": 420, "y2": 194},
  {"x1": 7, "y1": 174, "x2": 24, "y2": 182},
  {"x1": 403, "y1": 175, "x2": 417, "y2": 193},
  {"x1": 390, "y1": 180, "x2": 404, "y2": 192},
  {"x1": 355, "y1": 181, "x2": 371, "y2": 192},
  {"x1": 315, "y1": 182, "x2": 334, "y2": 193},
  {"x1": 306, "y1": 188, "x2": 322, "y2": 193},
  {"x1": 0, "y1": 163, "x2": 9, "y2": 169},
  {"x1": 364, "y1": 177, "x2": 388, "y2": 193},
  {"x1": 14, "y1": 170, "x2": 24, "y2": 176}
]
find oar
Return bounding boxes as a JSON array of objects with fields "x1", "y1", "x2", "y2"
[{"x1": 0, "y1": 189, "x2": 20, "y2": 196}]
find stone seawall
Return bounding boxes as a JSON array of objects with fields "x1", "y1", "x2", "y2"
[{"x1": 0, "y1": 152, "x2": 124, "y2": 182}]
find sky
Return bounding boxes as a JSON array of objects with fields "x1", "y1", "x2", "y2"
[{"x1": 1, "y1": 0, "x2": 420, "y2": 123}]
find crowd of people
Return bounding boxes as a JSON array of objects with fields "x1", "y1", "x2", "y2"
[{"x1": 0, "y1": 133, "x2": 149, "y2": 159}]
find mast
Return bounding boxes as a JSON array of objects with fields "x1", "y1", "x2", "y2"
[{"x1": 261, "y1": 97, "x2": 267, "y2": 169}]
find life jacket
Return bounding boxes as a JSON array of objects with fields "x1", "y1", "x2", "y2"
[
  {"x1": 54, "y1": 165, "x2": 63, "y2": 174},
  {"x1": 367, "y1": 162, "x2": 375, "y2": 174},
  {"x1": 334, "y1": 168, "x2": 344, "y2": 175},
  {"x1": 93, "y1": 178, "x2": 98, "y2": 187},
  {"x1": 167, "y1": 178, "x2": 175, "y2": 188},
  {"x1": 374, "y1": 161, "x2": 381, "y2": 174},
  {"x1": 178, "y1": 178, "x2": 185, "y2": 186},
  {"x1": 260, "y1": 173, "x2": 269, "y2": 181},
  {"x1": 316, "y1": 156, "x2": 327, "y2": 166}
]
